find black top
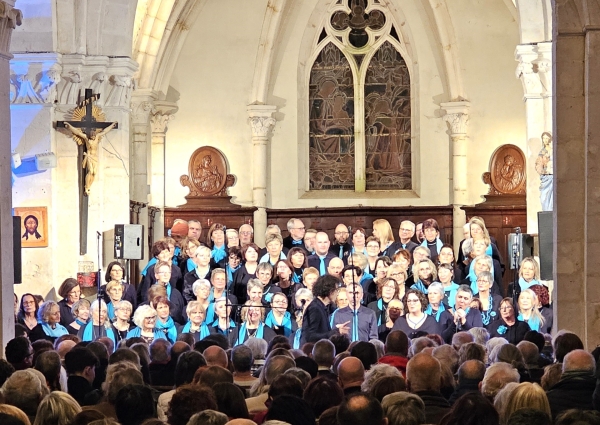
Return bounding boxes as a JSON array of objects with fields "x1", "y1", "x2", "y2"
[
  {"x1": 232, "y1": 264, "x2": 258, "y2": 305},
  {"x1": 183, "y1": 267, "x2": 214, "y2": 303},
  {"x1": 138, "y1": 264, "x2": 183, "y2": 304},
  {"x1": 307, "y1": 252, "x2": 337, "y2": 272},
  {"x1": 301, "y1": 298, "x2": 337, "y2": 344},
  {"x1": 99, "y1": 281, "x2": 137, "y2": 310},
  {"x1": 283, "y1": 235, "x2": 310, "y2": 254},
  {"x1": 392, "y1": 315, "x2": 442, "y2": 339},
  {"x1": 329, "y1": 242, "x2": 352, "y2": 264},
  {"x1": 58, "y1": 298, "x2": 75, "y2": 328},
  {"x1": 487, "y1": 319, "x2": 530, "y2": 344}
]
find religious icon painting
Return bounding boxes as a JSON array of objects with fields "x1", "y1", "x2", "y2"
[{"x1": 14, "y1": 206, "x2": 48, "y2": 248}]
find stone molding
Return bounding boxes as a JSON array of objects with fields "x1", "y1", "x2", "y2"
[
  {"x1": 247, "y1": 104, "x2": 277, "y2": 138},
  {"x1": 150, "y1": 101, "x2": 179, "y2": 134},
  {"x1": 515, "y1": 42, "x2": 552, "y2": 99},
  {"x1": 9, "y1": 53, "x2": 138, "y2": 106},
  {"x1": 0, "y1": 1, "x2": 21, "y2": 59},
  {"x1": 441, "y1": 101, "x2": 470, "y2": 136}
]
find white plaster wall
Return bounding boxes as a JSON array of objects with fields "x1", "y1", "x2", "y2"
[
  {"x1": 165, "y1": 0, "x2": 268, "y2": 208},
  {"x1": 11, "y1": 0, "x2": 54, "y2": 52},
  {"x1": 446, "y1": 0, "x2": 526, "y2": 205}
]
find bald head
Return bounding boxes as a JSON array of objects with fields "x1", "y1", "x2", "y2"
[
  {"x1": 516, "y1": 341, "x2": 539, "y2": 366},
  {"x1": 338, "y1": 356, "x2": 365, "y2": 389},
  {"x1": 56, "y1": 340, "x2": 76, "y2": 359},
  {"x1": 335, "y1": 224, "x2": 350, "y2": 244},
  {"x1": 406, "y1": 353, "x2": 442, "y2": 392},
  {"x1": 385, "y1": 330, "x2": 409, "y2": 357},
  {"x1": 457, "y1": 360, "x2": 486, "y2": 383},
  {"x1": 328, "y1": 257, "x2": 344, "y2": 278},
  {"x1": 203, "y1": 346, "x2": 228, "y2": 368},
  {"x1": 452, "y1": 331, "x2": 474, "y2": 350},
  {"x1": 226, "y1": 419, "x2": 257, "y2": 425},
  {"x1": 315, "y1": 232, "x2": 331, "y2": 256},
  {"x1": 563, "y1": 349, "x2": 596, "y2": 374}
]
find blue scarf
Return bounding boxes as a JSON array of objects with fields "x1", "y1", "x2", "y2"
[
  {"x1": 212, "y1": 318, "x2": 236, "y2": 335},
  {"x1": 107, "y1": 301, "x2": 116, "y2": 321},
  {"x1": 292, "y1": 329, "x2": 302, "y2": 349},
  {"x1": 211, "y1": 245, "x2": 227, "y2": 263},
  {"x1": 155, "y1": 317, "x2": 178, "y2": 343},
  {"x1": 425, "y1": 303, "x2": 446, "y2": 322},
  {"x1": 75, "y1": 318, "x2": 87, "y2": 326},
  {"x1": 519, "y1": 277, "x2": 540, "y2": 291},
  {"x1": 82, "y1": 322, "x2": 116, "y2": 348},
  {"x1": 265, "y1": 311, "x2": 293, "y2": 336},
  {"x1": 421, "y1": 238, "x2": 443, "y2": 253},
  {"x1": 226, "y1": 264, "x2": 241, "y2": 288},
  {"x1": 351, "y1": 247, "x2": 367, "y2": 255},
  {"x1": 411, "y1": 280, "x2": 429, "y2": 294},
  {"x1": 173, "y1": 247, "x2": 181, "y2": 266},
  {"x1": 443, "y1": 283, "x2": 459, "y2": 308},
  {"x1": 259, "y1": 251, "x2": 286, "y2": 265},
  {"x1": 517, "y1": 313, "x2": 541, "y2": 331},
  {"x1": 235, "y1": 322, "x2": 265, "y2": 346},
  {"x1": 182, "y1": 321, "x2": 211, "y2": 340},
  {"x1": 292, "y1": 270, "x2": 302, "y2": 284},
  {"x1": 186, "y1": 258, "x2": 196, "y2": 274},
  {"x1": 485, "y1": 244, "x2": 492, "y2": 256},
  {"x1": 376, "y1": 298, "x2": 387, "y2": 326},
  {"x1": 205, "y1": 302, "x2": 216, "y2": 324},
  {"x1": 164, "y1": 283, "x2": 172, "y2": 300},
  {"x1": 141, "y1": 258, "x2": 157, "y2": 277},
  {"x1": 42, "y1": 322, "x2": 68, "y2": 338},
  {"x1": 126, "y1": 327, "x2": 167, "y2": 340}
]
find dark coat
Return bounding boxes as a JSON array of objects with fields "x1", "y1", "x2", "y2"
[
  {"x1": 307, "y1": 252, "x2": 337, "y2": 273},
  {"x1": 413, "y1": 390, "x2": 451, "y2": 425},
  {"x1": 548, "y1": 371, "x2": 596, "y2": 418},
  {"x1": 301, "y1": 298, "x2": 337, "y2": 344}
]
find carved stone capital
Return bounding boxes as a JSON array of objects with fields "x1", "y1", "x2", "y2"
[
  {"x1": 247, "y1": 104, "x2": 277, "y2": 138},
  {"x1": 150, "y1": 101, "x2": 178, "y2": 134},
  {"x1": 0, "y1": 1, "x2": 21, "y2": 59},
  {"x1": 441, "y1": 101, "x2": 470, "y2": 136},
  {"x1": 515, "y1": 43, "x2": 547, "y2": 99}
]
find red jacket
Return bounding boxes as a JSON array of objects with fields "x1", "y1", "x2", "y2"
[{"x1": 378, "y1": 354, "x2": 409, "y2": 377}]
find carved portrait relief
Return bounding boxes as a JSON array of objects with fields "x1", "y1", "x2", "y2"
[
  {"x1": 181, "y1": 146, "x2": 235, "y2": 197},
  {"x1": 482, "y1": 144, "x2": 526, "y2": 195}
]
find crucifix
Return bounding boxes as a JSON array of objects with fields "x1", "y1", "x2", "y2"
[{"x1": 56, "y1": 88, "x2": 118, "y2": 255}]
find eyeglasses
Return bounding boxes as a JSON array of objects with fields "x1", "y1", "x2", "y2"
[
  {"x1": 23, "y1": 301, "x2": 35, "y2": 305},
  {"x1": 367, "y1": 244, "x2": 380, "y2": 249},
  {"x1": 335, "y1": 232, "x2": 349, "y2": 236},
  {"x1": 240, "y1": 231, "x2": 253, "y2": 236},
  {"x1": 144, "y1": 316, "x2": 157, "y2": 321},
  {"x1": 476, "y1": 279, "x2": 490, "y2": 284},
  {"x1": 157, "y1": 271, "x2": 171, "y2": 275},
  {"x1": 500, "y1": 306, "x2": 513, "y2": 311},
  {"x1": 400, "y1": 228, "x2": 413, "y2": 232}
]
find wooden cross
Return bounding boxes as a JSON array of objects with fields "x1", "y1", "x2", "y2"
[{"x1": 56, "y1": 89, "x2": 119, "y2": 255}]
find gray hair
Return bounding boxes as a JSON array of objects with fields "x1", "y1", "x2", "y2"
[
  {"x1": 2, "y1": 369, "x2": 50, "y2": 418},
  {"x1": 381, "y1": 391, "x2": 426, "y2": 425},
  {"x1": 90, "y1": 299, "x2": 111, "y2": 328},
  {"x1": 71, "y1": 298, "x2": 91, "y2": 318},
  {"x1": 469, "y1": 327, "x2": 490, "y2": 346},
  {"x1": 287, "y1": 218, "x2": 299, "y2": 231},
  {"x1": 427, "y1": 282, "x2": 444, "y2": 297},
  {"x1": 361, "y1": 363, "x2": 402, "y2": 392},
  {"x1": 481, "y1": 362, "x2": 520, "y2": 398},
  {"x1": 38, "y1": 300, "x2": 60, "y2": 323},
  {"x1": 187, "y1": 410, "x2": 229, "y2": 425},
  {"x1": 294, "y1": 288, "x2": 313, "y2": 304},
  {"x1": 113, "y1": 300, "x2": 133, "y2": 319},
  {"x1": 413, "y1": 246, "x2": 430, "y2": 257},
  {"x1": 132, "y1": 305, "x2": 157, "y2": 328},
  {"x1": 244, "y1": 337, "x2": 268, "y2": 360},
  {"x1": 192, "y1": 279, "x2": 211, "y2": 296}
]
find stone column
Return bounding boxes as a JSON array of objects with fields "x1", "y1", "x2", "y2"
[
  {"x1": 516, "y1": 42, "x2": 552, "y2": 233},
  {"x1": 247, "y1": 104, "x2": 276, "y2": 247},
  {"x1": 0, "y1": 1, "x2": 21, "y2": 354},
  {"x1": 553, "y1": 0, "x2": 599, "y2": 347},
  {"x1": 441, "y1": 101, "x2": 470, "y2": 251},
  {"x1": 150, "y1": 101, "x2": 178, "y2": 242}
]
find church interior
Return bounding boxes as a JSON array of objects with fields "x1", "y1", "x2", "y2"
[{"x1": 1, "y1": 0, "x2": 596, "y2": 350}]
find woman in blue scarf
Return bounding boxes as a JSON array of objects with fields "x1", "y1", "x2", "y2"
[
  {"x1": 517, "y1": 289, "x2": 545, "y2": 333},
  {"x1": 425, "y1": 283, "x2": 453, "y2": 334},
  {"x1": 518, "y1": 257, "x2": 541, "y2": 293},
  {"x1": 126, "y1": 305, "x2": 167, "y2": 344},
  {"x1": 438, "y1": 263, "x2": 460, "y2": 309},
  {"x1": 67, "y1": 299, "x2": 90, "y2": 335},
  {"x1": 410, "y1": 259, "x2": 437, "y2": 294},
  {"x1": 367, "y1": 277, "x2": 401, "y2": 326},
  {"x1": 152, "y1": 295, "x2": 178, "y2": 343},
  {"x1": 180, "y1": 300, "x2": 212, "y2": 342},
  {"x1": 179, "y1": 237, "x2": 201, "y2": 277},
  {"x1": 207, "y1": 223, "x2": 228, "y2": 267},
  {"x1": 78, "y1": 299, "x2": 117, "y2": 348},
  {"x1": 211, "y1": 297, "x2": 236, "y2": 337},
  {"x1": 229, "y1": 301, "x2": 276, "y2": 347},
  {"x1": 225, "y1": 246, "x2": 243, "y2": 289},
  {"x1": 289, "y1": 288, "x2": 313, "y2": 349},
  {"x1": 112, "y1": 300, "x2": 134, "y2": 343},
  {"x1": 29, "y1": 300, "x2": 69, "y2": 343},
  {"x1": 105, "y1": 280, "x2": 124, "y2": 321},
  {"x1": 207, "y1": 269, "x2": 237, "y2": 324},
  {"x1": 287, "y1": 247, "x2": 307, "y2": 285},
  {"x1": 421, "y1": 218, "x2": 444, "y2": 264},
  {"x1": 265, "y1": 292, "x2": 297, "y2": 337}
]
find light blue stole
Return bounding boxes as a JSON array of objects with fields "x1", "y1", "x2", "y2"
[
  {"x1": 42, "y1": 322, "x2": 68, "y2": 338},
  {"x1": 82, "y1": 322, "x2": 116, "y2": 348},
  {"x1": 211, "y1": 245, "x2": 227, "y2": 263},
  {"x1": 421, "y1": 238, "x2": 443, "y2": 253},
  {"x1": 182, "y1": 321, "x2": 211, "y2": 340},
  {"x1": 126, "y1": 327, "x2": 167, "y2": 340},
  {"x1": 411, "y1": 280, "x2": 429, "y2": 294},
  {"x1": 517, "y1": 313, "x2": 541, "y2": 331},
  {"x1": 425, "y1": 303, "x2": 446, "y2": 322},
  {"x1": 519, "y1": 277, "x2": 540, "y2": 291},
  {"x1": 155, "y1": 317, "x2": 178, "y2": 343},
  {"x1": 265, "y1": 311, "x2": 293, "y2": 336},
  {"x1": 259, "y1": 252, "x2": 286, "y2": 265},
  {"x1": 235, "y1": 322, "x2": 265, "y2": 346}
]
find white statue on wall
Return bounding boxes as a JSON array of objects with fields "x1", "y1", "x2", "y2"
[{"x1": 535, "y1": 132, "x2": 553, "y2": 211}]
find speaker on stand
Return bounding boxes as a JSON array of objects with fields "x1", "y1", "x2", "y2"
[{"x1": 114, "y1": 224, "x2": 144, "y2": 285}]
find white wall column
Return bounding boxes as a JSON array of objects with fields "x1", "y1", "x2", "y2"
[
  {"x1": 247, "y1": 104, "x2": 276, "y2": 247},
  {"x1": 150, "y1": 101, "x2": 178, "y2": 242},
  {"x1": 441, "y1": 101, "x2": 470, "y2": 251}
]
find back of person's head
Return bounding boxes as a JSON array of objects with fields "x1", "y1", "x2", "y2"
[
  {"x1": 432, "y1": 344, "x2": 460, "y2": 375},
  {"x1": 507, "y1": 408, "x2": 552, "y2": 425},
  {"x1": 381, "y1": 391, "x2": 425, "y2": 425},
  {"x1": 149, "y1": 339, "x2": 171, "y2": 363},
  {"x1": 406, "y1": 353, "x2": 441, "y2": 393},
  {"x1": 175, "y1": 351, "x2": 207, "y2": 387},
  {"x1": 197, "y1": 365, "x2": 233, "y2": 388},
  {"x1": 312, "y1": 340, "x2": 335, "y2": 367},
  {"x1": 104, "y1": 363, "x2": 144, "y2": 404},
  {"x1": 361, "y1": 363, "x2": 402, "y2": 393},
  {"x1": 329, "y1": 334, "x2": 350, "y2": 356},
  {"x1": 481, "y1": 362, "x2": 520, "y2": 399},
  {"x1": 553, "y1": 333, "x2": 584, "y2": 363},
  {"x1": 303, "y1": 376, "x2": 344, "y2": 418},
  {"x1": 114, "y1": 384, "x2": 156, "y2": 425},
  {"x1": 244, "y1": 337, "x2": 268, "y2": 360},
  {"x1": 268, "y1": 374, "x2": 303, "y2": 400},
  {"x1": 203, "y1": 334, "x2": 229, "y2": 351},
  {"x1": 231, "y1": 345, "x2": 253, "y2": 373},
  {"x1": 212, "y1": 383, "x2": 249, "y2": 419},
  {"x1": 439, "y1": 392, "x2": 499, "y2": 425},
  {"x1": 34, "y1": 351, "x2": 62, "y2": 391},
  {"x1": 410, "y1": 337, "x2": 436, "y2": 356},
  {"x1": 70, "y1": 409, "x2": 106, "y2": 425},
  {"x1": 540, "y1": 363, "x2": 562, "y2": 391},
  {"x1": 523, "y1": 331, "x2": 546, "y2": 354},
  {"x1": 294, "y1": 356, "x2": 318, "y2": 379},
  {"x1": 176, "y1": 333, "x2": 195, "y2": 347},
  {"x1": 167, "y1": 384, "x2": 217, "y2": 425},
  {"x1": 516, "y1": 341, "x2": 539, "y2": 366},
  {"x1": 337, "y1": 357, "x2": 365, "y2": 388},
  {"x1": 1, "y1": 369, "x2": 50, "y2": 418},
  {"x1": 457, "y1": 360, "x2": 486, "y2": 384},
  {"x1": 385, "y1": 331, "x2": 409, "y2": 356},
  {"x1": 203, "y1": 346, "x2": 228, "y2": 368},
  {"x1": 452, "y1": 331, "x2": 474, "y2": 350},
  {"x1": 318, "y1": 406, "x2": 339, "y2": 425},
  {"x1": 503, "y1": 382, "x2": 550, "y2": 425},
  {"x1": 268, "y1": 335, "x2": 292, "y2": 354},
  {"x1": 186, "y1": 410, "x2": 228, "y2": 425},
  {"x1": 458, "y1": 343, "x2": 486, "y2": 365},
  {"x1": 264, "y1": 355, "x2": 296, "y2": 385},
  {"x1": 554, "y1": 409, "x2": 600, "y2": 425},
  {"x1": 64, "y1": 347, "x2": 99, "y2": 375},
  {"x1": 495, "y1": 344, "x2": 526, "y2": 370},
  {"x1": 109, "y1": 348, "x2": 141, "y2": 367},
  {"x1": 284, "y1": 368, "x2": 312, "y2": 389},
  {"x1": 468, "y1": 327, "x2": 490, "y2": 346},
  {"x1": 0, "y1": 360, "x2": 15, "y2": 388},
  {"x1": 369, "y1": 376, "x2": 406, "y2": 402},
  {"x1": 266, "y1": 395, "x2": 316, "y2": 425},
  {"x1": 32, "y1": 391, "x2": 81, "y2": 425},
  {"x1": 5, "y1": 337, "x2": 32, "y2": 369},
  {"x1": 337, "y1": 392, "x2": 384, "y2": 425},
  {"x1": 562, "y1": 349, "x2": 596, "y2": 374},
  {"x1": 350, "y1": 342, "x2": 378, "y2": 370},
  {"x1": 0, "y1": 404, "x2": 31, "y2": 425},
  {"x1": 87, "y1": 341, "x2": 109, "y2": 364}
]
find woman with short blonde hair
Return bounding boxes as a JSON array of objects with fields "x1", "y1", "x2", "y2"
[
  {"x1": 230, "y1": 301, "x2": 276, "y2": 346},
  {"x1": 502, "y1": 382, "x2": 551, "y2": 425},
  {"x1": 33, "y1": 391, "x2": 81, "y2": 425},
  {"x1": 126, "y1": 304, "x2": 167, "y2": 344}
]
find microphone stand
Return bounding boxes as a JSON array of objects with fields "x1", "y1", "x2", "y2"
[
  {"x1": 512, "y1": 227, "x2": 522, "y2": 306},
  {"x1": 96, "y1": 231, "x2": 102, "y2": 307},
  {"x1": 351, "y1": 263, "x2": 359, "y2": 343}
]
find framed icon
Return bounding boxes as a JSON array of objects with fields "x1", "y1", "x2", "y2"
[{"x1": 14, "y1": 206, "x2": 48, "y2": 248}]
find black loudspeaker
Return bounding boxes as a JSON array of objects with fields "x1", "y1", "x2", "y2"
[
  {"x1": 13, "y1": 216, "x2": 21, "y2": 284},
  {"x1": 114, "y1": 224, "x2": 144, "y2": 260},
  {"x1": 538, "y1": 211, "x2": 553, "y2": 280},
  {"x1": 507, "y1": 232, "x2": 534, "y2": 269}
]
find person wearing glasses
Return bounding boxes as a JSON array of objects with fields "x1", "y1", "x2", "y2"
[
  {"x1": 79, "y1": 299, "x2": 117, "y2": 347},
  {"x1": 410, "y1": 259, "x2": 437, "y2": 294},
  {"x1": 239, "y1": 224, "x2": 254, "y2": 248},
  {"x1": 154, "y1": 261, "x2": 185, "y2": 324},
  {"x1": 112, "y1": 300, "x2": 134, "y2": 342},
  {"x1": 331, "y1": 283, "x2": 378, "y2": 342},
  {"x1": 330, "y1": 223, "x2": 352, "y2": 262},
  {"x1": 473, "y1": 271, "x2": 502, "y2": 329},
  {"x1": 420, "y1": 219, "x2": 444, "y2": 264},
  {"x1": 283, "y1": 218, "x2": 308, "y2": 253},
  {"x1": 487, "y1": 298, "x2": 530, "y2": 344},
  {"x1": 368, "y1": 277, "x2": 401, "y2": 326},
  {"x1": 29, "y1": 300, "x2": 69, "y2": 342},
  {"x1": 17, "y1": 293, "x2": 39, "y2": 332},
  {"x1": 57, "y1": 278, "x2": 82, "y2": 328},
  {"x1": 183, "y1": 246, "x2": 214, "y2": 303},
  {"x1": 424, "y1": 283, "x2": 454, "y2": 337},
  {"x1": 230, "y1": 301, "x2": 276, "y2": 346},
  {"x1": 265, "y1": 292, "x2": 297, "y2": 337},
  {"x1": 388, "y1": 220, "x2": 419, "y2": 256},
  {"x1": 180, "y1": 300, "x2": 212, "y2": 342},
  {"x1": 126, "y1": 304, "x2": 167, "y2": 343},
  {"x1": 437, "y1": 263, "x2": 460, "y2": 309},
  {"x1": 442, "y1": 285, "x2": 484, "y2": 342},
  {"x1": 392, "y1": 289, "x2": 441, "y2": 339}
]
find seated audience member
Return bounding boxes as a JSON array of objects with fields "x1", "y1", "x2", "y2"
[
  {"x1": 87, "y1": 362, "x2": 144, "y2": 420},
  {"x1": 546, "y1": 349, "x2": 596, "y2": 417},
  {"x1": 553, "y1": 332, "x2": 584, "y2": 363},
  {"x1": 1, "y1": 368, "x2": 50, "y2": 423},
  {"x1": 0, "y1": 404, "x2": 33, "y2": 425},
  {"x1": 212, "y1": 382, "x2": 250, "y2": 419},
  {"x1": 439, "y1": 392, "x2": 499, "y2": 425},
  {"x1": 148, "y1": 339, "x2": 173, "y2": 386},
  {"x1": 382, "y1": 391, "x2": 426, "y2": 425},
  {"x1": 448, "y1": 360, "x2": 486, "y2": 405},
  {"x1": 195, "y1": 366, "x2": 234, "y2": 388},
  {"x1": 64, "y1": 347, "x2": 100, "y2": 406},
  {"x1": 361, "y1": 363, "x2": 402, "y2": 393},
  {"x1": 34, "y1": 351, "x2": 62, "y2": 392},
  {"x1": 350, "y1": 341, "x2": 378, "y2": 370},
  {"x1": 406, "y1": 353, "x2": 450, "y2": 424},
  {"x1": 186, "y1": 410, "x2": 229, "y2": 425},
  {"x1": 231, "y1": 345, "x2": 258, "y2": 394},
  {"x1": 265, "y1": 394, "x2": 316, "y2": 425},
  {"x1": 246, "y1": 355, "x2": 296, "y2": 412},
  {"x1": 458, "y1": 342, "x2": 486, "y2": 365},
  {"x1": 337, "y1": 356, "x2": 365, "y2": 396},
  {"x1": 506, "y1": 408, "x2": 552, "y2": 425},
  {"x1": 502, "y1": 382, "x2": 551, "y2": 425},
  {"x1": 379, "y1": 330, "x2": 410, "y2": 375},
  {"x1": 115, "y1": 384, "x2": 157, "y2": 425},
  {"x1": 554, "y1": 410, "x2": 600, "y2": 425},
  {"x1": 33, "y1": 391, "x2": 81, "y2": 425},
  {"x1": 5, "y1": 337, "x2": 33, "y2": 371},
  {"x1": 480, "y1": 362, "x2": 520, "y2": 401},
  {"x1": 203, "y1": 345, "x2": 228, "y2": 368},
  {"x1": 517, "y1": 341, "x2": 543, "y2": 383},
  {"x1": 304, "y1": 376, "x2": 344, "y2": 418},
  {"x1": 312, "y1": 339, "x2": 336, "y2": 378},
  {"x1": 337, "y1": 392, "x2": 386, "y2": 425},
  {"x1": 29, "y1": 301, "x2": 69, "y2": 343},
  {"x1": 166, "y1": 384, "x2": 217, "y2": 425}
]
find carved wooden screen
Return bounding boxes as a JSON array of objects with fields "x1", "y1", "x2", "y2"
[{"x1": 308, "y1": 0, "x2": 412, "y2": 191}]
